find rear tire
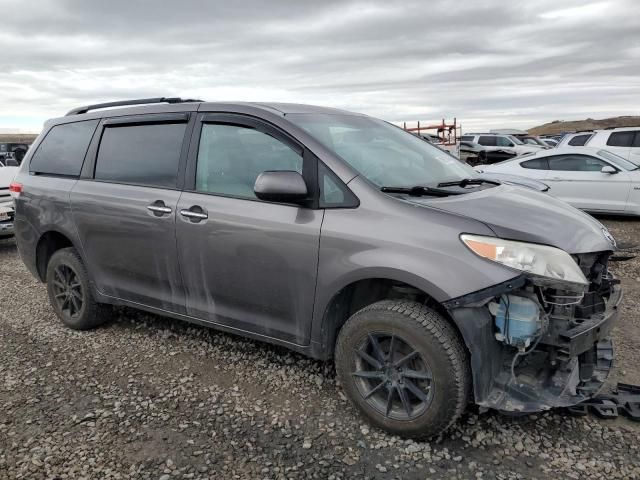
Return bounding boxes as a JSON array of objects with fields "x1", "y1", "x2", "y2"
[
  {"x1": 46, "y1": 247, "x2": 110, "y2": 330},
  {"x1": 335, "y1": 300, "x2": 470, "y2": 439}
]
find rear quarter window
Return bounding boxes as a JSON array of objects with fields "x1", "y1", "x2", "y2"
[
  {"x1": 520, "y1": 158, "x2": 548, "y2": 169},
  {"x1": 29, "y1": 120, "x2": 98, "y2": 176}
]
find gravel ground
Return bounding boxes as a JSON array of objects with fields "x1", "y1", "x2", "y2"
[{"x1": 1, "y1": 216, "x2": 640, "y2": 480}]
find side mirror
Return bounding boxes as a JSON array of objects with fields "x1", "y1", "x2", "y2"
[
  {"x1": 5, "y1": 158, "x2": 19, "y2": 167},
  {"x1": 601, "y1": 165, "x2": 617, "y2": 174},
  {"x1": 254, "y1": 171, "x2": 308, "y2": 203}
]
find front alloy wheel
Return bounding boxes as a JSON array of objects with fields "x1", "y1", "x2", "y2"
[
  {"x1": 335, "y1": 300, "x2": 470, "y2": 439},
  {"x1": 353, "y1": 333, "x2": 434, "y2": 420}
]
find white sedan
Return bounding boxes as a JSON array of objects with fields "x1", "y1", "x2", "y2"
[{"x1": 476, "y1": 146, "x2": 640, "y2": 216}]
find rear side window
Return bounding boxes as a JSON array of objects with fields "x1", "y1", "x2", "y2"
[
  {"x1": 460, "y1": 136, "x2": 475, "y2": 142},
  {"x1": 607, "y1": 131, "x2": 634, "y2": 147},
  {"x1": 30, "y1": 120, "x2": 98, "y2": 176},
  {"x1": 633, "y1": 133, "x2": 640, "y2": 147},
  {"x1": 520, "y1": 158, "x2": 548, "y2": 169},
  {"x1": 478, "y1": 136, "x2": 497, "y2": 146},
  {"x1": 95, "y1": 123, "x2": 187, "y2": 188},
  {"x1": 568, "y1": 134, "x2": 591, "y2": 146}
]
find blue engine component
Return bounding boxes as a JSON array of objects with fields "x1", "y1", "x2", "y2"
[{"x1": 489, "y1": 295, "x2": 540, "y2": 348}]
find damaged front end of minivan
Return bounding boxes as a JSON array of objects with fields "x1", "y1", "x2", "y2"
[{"x1": 444, "y1": 236, "x2": 621, "y2": 413}]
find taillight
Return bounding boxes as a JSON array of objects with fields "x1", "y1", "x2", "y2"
[{"x1": 9, "y1": 182, "x2": 22, "y2": 198}]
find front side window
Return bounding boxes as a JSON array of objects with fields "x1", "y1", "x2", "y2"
[
  {"x1": 95, "y1": 122, "x2": 186, "y2": 188},
  {"x1": 289, "y1": 114, "x2": 477, "y2": 189},
  {"x1": 196, "y1": 124, "x2": 303, "y2": 199},
  {"x1": 30, "y1": 120, "x2": 98, "y2": 176},
  {"x1": 548, "y1": 155, "x2": 607, "y2": 171},
  {"x1": 495, "y1": 136, "x2": 514, "y2": 147},
  {"x1": 460, "y1": 135, "x2": 475, "y2": 142},
  {"x1": 607, "y1": 131, "x2": 634, "y2": 147}
]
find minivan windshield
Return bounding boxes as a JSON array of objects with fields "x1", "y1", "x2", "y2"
[{"x1": 289, "y1": 114, "x2": 478, "y2": 189}]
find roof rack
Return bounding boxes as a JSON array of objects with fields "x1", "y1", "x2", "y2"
[
  {"x1": 604, "y1": 125, "x2": 640, "y2": 130},
  {"x1": 65, "y1": 97, "x2": 203, "y2": 116}
]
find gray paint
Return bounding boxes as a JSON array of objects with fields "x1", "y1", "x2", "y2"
[{"x1": 12, "y1": 101, "x2": 618, "y2": 403}]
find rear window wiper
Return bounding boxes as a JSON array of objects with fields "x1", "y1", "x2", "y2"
[
  {"x1": 437, "y1": 178, "x2": 501, "y2": 188},
  {"x1": 380, "y1": 186, "x2": 464, "y2": 197}
]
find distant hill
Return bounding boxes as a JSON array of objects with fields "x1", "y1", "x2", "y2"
[
  {"x1": 529, "y1": 116, "x2": 640, "y2": 135},
  {"x1": 0, "y1": 133, "x2": 38, "y2": 144}
]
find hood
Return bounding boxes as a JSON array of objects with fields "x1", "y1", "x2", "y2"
[
  {"x1": 479, "y1": 172, "x2": 549, "y2": 192},
  {"x1": 404, "y1": 184, "x2": 614, "y2": 253},
  {"x1": 0, "y1": 166, "x2": 18, "y2": 188}
]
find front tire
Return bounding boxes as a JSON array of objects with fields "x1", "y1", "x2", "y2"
[
  {"x1": 46, "y1": 247, "x2": 110, "y2": 330},
  {"x1": 335, "y1": 300, "x2": 470, "y2": 439}
]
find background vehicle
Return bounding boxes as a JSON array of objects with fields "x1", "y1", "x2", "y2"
[
  {"x1": 541, "y1": 138, "x2": 559, "y2": 147},
  {"x1": 459, "y1": 140, "x2": 517, "y2": 166},
  {"x1": 0, "y1": 163, "x2": 18, "y2": 237},
  {"x1": 477, "y1": 146, "x2": 640, "y2": 215},
  {"x1": 0, "y1": 143, "x2": 29, "y2": 165},
  {"x1": 12, "y1": 98, "x2": 621, "y2": 439},
  {"x1": 460, "y1": 133, "x2": 543, "y2": 156},
  {"x1": 585, "y1": 127, "x2": 640, "y2": 165},
  {"x1": 556, "y1": 131, "x2": 594, "y2": 148}
]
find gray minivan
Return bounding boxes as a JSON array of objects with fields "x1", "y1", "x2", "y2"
[{"x1": 11, "y1": 98, "x2": 621, "y2": 438}]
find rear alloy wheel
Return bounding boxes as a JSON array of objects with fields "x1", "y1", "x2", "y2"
[
  {"x1": 46, "y1": 247, "x2": 110, "y2": 330},
  {"x1": 335, "y1": 300, "x2": 470, "y2": 439},
  {"x1": 51, "y1": 264, "x2": 84, "y2": 319}
]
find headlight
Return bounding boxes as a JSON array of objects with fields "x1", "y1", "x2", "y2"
[{"x1": 461, "y1": 234, "x2": 588, "y2": 286}]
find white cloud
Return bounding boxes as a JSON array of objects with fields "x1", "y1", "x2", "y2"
[{"x1": 0, "y1": 0, "x2": 638, "y2": 133}]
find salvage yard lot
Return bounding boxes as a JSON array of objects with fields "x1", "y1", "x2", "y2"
[{"x1": 1, "y1": 217, "x2": 639, "y2": 480}]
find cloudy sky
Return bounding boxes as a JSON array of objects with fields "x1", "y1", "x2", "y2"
[{"x1": 1, "y1": 0, "x2": 638, "y2": 133}]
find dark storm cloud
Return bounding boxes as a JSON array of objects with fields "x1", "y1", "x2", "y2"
[{"x1": 0, "y1": 0, "x2": 638, "y2": 131}]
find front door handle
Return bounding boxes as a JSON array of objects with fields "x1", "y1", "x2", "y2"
[
  {"x1": 147, "y1": 201, "x2": 173, "y2": 216},
  {"x1": 180, "y1": 206, "x2": 208, "y2": 222}
]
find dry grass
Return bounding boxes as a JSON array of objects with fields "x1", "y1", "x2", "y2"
[{"x1": 529, "y1": 116, "x2": 640, "y2": 135}]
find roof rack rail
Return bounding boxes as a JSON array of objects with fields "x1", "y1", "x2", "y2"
[
  {"x1": 604, "y1": 125, "x2": 640, "y2": 130},
  {"x1": 65, "y1": 97, "x2": 203, "y2": 116}
]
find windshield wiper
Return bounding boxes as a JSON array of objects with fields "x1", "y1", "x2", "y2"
[
  {"x1": 381, "y1": 185, "x2": 465, "y2": 197},
  {"x1": 437, "y1": 178, "x2": 501, "y2": 188}
]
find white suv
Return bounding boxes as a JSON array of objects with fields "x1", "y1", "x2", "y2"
[
  {"x1": 585, "y1": 127, "x2": 640, "y2": 165},
  {"x1": 460, "y1": 133, "x2": 543, "y2": 155}
]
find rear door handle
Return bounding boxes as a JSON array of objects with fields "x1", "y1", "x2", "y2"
[
  {"x1": 147, "y1": 201, "x2": 173, "y2": 216},
  {"x1": 180, "y1": 207, "x2": 208, "y2": 222}
]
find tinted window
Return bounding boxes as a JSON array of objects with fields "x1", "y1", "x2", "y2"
[
  {"x1": 30, "y1": 120, "x2": 98, "y2": 176},
  {"x1": 568, "y1": 134, "x2": 591, "y2": 146},
  {"x1": 460, "y1": 136, "x2": 475, "y2": 142},
  {"x1": 196, "y1": 124, "x2": 303, "y2": 199},
  {"x1": 521, "y1": 158, "x2": 548, "y2": 169},
  {"x1": 548, "y1": 155, "x2": 607, "y2": 171},
  {"x1": 95, "y1": 123, "x2": 186, "y2": 188},
  {"x1": 478, "y1": 136, "x2": 497, "y2": 146},
  {"x1": 633, "y1": 133, "x2": 640, "y2": 147},
  {"x1": 607, "y1": 131, "x2": 634, "y2": 147}
]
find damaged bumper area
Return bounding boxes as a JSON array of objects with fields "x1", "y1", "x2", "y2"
[{"x1": 444, "y1": 252, "x2": 622, "y2": 413}]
